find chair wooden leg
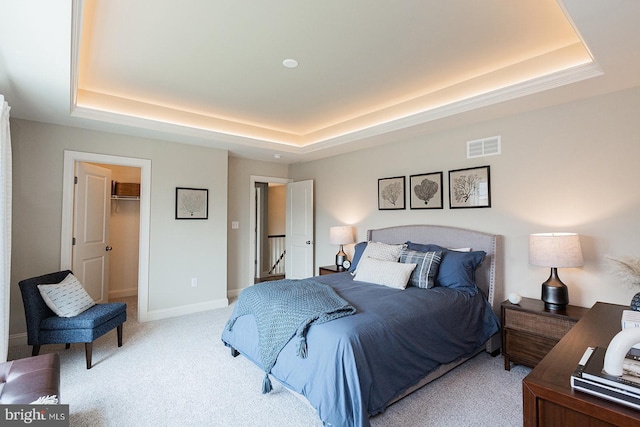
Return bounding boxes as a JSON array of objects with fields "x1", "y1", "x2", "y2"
[
  {"x1": 32, "y1": 345, "x2": 41, "y2": 356},
  {"x1": 117, "y1": 324, "x2": 123, "y2": 347},
  {"x1": 65, "y1": 343, "x2": 71, "y2": 349},
  {"x1": 85, "y1": 342, "x2": 93, "y2": 369}
]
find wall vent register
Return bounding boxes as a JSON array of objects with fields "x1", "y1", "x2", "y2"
[{"x1": 467, "y1": 136, "x2": 501, "y2": 158}]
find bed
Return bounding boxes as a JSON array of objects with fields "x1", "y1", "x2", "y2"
[{"x1": 221, "y1": 224, "x2": 503, "y2": 427}]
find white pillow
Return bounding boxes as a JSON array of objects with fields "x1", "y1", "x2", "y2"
[
  {"x1": 38, "y1": 273, "x2": 96, "y2": 317},
  {"x1": 360, "y1": 241, "x2": 405, "y2": 263},
  {"x1": 353, "y1": 257, "x2": 416, "y2": 289}
]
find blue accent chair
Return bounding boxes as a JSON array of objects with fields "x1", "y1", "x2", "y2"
[{"x1": 19, "y1": 270, "x2": 127, "y2": 369}]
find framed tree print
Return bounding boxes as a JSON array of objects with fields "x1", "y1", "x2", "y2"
[
  {"x1": 378, "y1": 176, "x2": 405, "y2": 210},
  {"x1": 410, "y1": 172, "x2": 443, "y2": 209},
  {"x1": 175, "y1": 187, "x2": 209, "y2": 219},
  {"x1": 448, "y1": 166, "x2": 491, "y2": 209}
]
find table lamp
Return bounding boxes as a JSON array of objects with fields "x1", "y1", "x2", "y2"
[
  {"x1": 529, "y1": 232, "x2": 584, "y2": 311},
  {"x1": 329, "y1": 226, "x2": 354, "y2": 270}
]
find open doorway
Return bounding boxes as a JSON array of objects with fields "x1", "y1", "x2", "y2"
[
  {"x1": 61, "y1": 151, "x2": 152, "y2": 322},
  {"x1": 95, "y1": 163, "x2": 141, "y2": 300},
  {"x1": 249, "y1": 175, "x2": 291, "y2": 286},
  {"x1": 254, "y1": 182, "x2": 286, "y2": 283}
]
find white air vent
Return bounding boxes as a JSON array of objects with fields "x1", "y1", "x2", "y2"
[{"x1": 467, "y1": 136, "x2": 501, "y2": 159}]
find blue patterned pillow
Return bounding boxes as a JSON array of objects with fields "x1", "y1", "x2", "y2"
[
  {"x1": 399, "y1": 248, "x2": 443, "y2": 288},
  {"x1": 406, "y1": 241, "x2": 485, "y2": 294}
]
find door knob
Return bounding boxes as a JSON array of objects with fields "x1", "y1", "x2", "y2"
[
  {"x1": 106, "y1": 246, "x2": 113, "y2": 252},
  {"x1": 306, "y1": 241, "x2": 314, "y2": 245}
]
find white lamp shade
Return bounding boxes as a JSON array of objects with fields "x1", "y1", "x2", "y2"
[
  {"x1": 329, "y1": 226, "x2": 354, "y2": 245},
  {"x1": 529, "y1": 233, "x2": 584, "y2": 268}
]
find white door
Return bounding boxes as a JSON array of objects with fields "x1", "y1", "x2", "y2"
[
  {"x1": 285, "y1": 180, "x2": 314, "y2": 279},
  {"x1": 73, "y1": 162, "x2": 112, "y2": 303}
]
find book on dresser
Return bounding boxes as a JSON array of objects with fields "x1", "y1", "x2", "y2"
[{"x1": 571, "y1": 346, "x2": 640, "y2": 410}]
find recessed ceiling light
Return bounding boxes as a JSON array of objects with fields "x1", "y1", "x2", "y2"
[
  {"x1": 273, "y1": 154, "x2": 281, "y2": 159},
  {"x1": 282, "y1": 59, "x2": 298, "y2": 69}
]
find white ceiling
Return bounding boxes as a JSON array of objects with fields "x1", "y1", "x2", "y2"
[{"x1": 1, "y1": 0, "x2": 640, "y2": 164}]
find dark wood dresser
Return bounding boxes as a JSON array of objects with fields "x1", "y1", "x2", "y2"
[{"x1": 523, "y1": 302, "x2": 640, "y2": 426}]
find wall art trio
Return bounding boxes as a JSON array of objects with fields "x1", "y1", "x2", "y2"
[{"x1": 378, "y1": 165, "x2": 490, "y2": 211}]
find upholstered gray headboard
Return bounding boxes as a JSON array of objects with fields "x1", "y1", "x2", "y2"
[{"x1": 367, "y1": 224, "x2": 504, "y2": 353}]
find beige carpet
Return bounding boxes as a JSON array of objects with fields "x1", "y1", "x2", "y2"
[{"x1": 8, "y1": 297, "x2": 530, "y2": 426}]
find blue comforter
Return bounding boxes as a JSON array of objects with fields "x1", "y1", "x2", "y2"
[
  {"x1": 221, "y1": 272, "x2": 499, "y2": 427},
  {"x1": 225, "y1": 279, "x2": 355, "y2": 393}
]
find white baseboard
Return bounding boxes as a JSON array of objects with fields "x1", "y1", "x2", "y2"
[
  {"x1": 227, "y1": 286, "x2": 249, "y2": 299},
  {"x1": 143, "y1": 298, "x2": 229, "y2": 322},
  {"x1": 9, "y1": 332, "x2": 28, "y2": 348},
  {"x1": 109, "y1": 288, "x2": 138, "y2": 299},
  {"x1": 11, "y1": 298, "x2": 230, "y2": 346}
]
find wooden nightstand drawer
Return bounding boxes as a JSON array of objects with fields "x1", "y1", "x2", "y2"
[
  {"x1": 504, "y1": 330, "x2": 557, "y2": 366},
  {"x1": 501, "y1": 297, "x2": 588, "y2": 370},
  {"x1": 503, "y1": 308, "x2": 576, "y2": 341}
]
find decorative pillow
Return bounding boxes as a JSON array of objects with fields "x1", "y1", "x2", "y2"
[
  {"x1": 406, "y1": 242, "x2": 486, "y2": 293},
  {"x1": 360, "y1": 241, "x2": 405, "y2": 263},
  {"x1": 349, "y1": 241, "x2": 368, "y2": 273},
  {"x1": 37, "y1": 273, "x2": 96, "y2": 317},
  {"x1": 399, "y1": 248, "x2": 443, "y2": 289},
  {"x1": 353, "y1": 257, "x2": 416, "y2": 289}
]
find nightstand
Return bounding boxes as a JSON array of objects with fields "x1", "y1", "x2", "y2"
[
  {"x1": 501, "y1": 297, "x2": 589, "y2": 370},
  {"x1": 318, "y1": 265, "x2": 346, "y2": 275}
]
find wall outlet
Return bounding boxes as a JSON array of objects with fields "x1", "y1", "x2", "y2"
[
  {"x1": 191, "y1": 277, "x2": 198, "y2": 287},
  {"x1": 231, "y1": 221, "x2": 239, "y2": 229}
]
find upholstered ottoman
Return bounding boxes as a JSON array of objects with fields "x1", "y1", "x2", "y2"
[{"x1": 0, "y1": 353, "x2": 60, "y2": 404}]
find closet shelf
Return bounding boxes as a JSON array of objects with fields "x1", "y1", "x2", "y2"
[{"x1": 111, "y1": 196, "x2": 140, "y2": 201}]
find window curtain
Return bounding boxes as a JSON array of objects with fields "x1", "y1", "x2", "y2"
[{"x1": 0, "y1": 95, "x2": 12, "y2": 362}]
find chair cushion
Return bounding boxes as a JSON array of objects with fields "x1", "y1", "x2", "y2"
[
  {"x1": 37, "y1": 273, "x2": 95, "y2": 317},
  {"x1": 40, "y1": 303, "x2": 126, "y2": 330}
]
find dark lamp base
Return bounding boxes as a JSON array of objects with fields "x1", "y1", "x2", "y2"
[{"x1": 541, "y1": 267, "x2": 569, "y2": 311}]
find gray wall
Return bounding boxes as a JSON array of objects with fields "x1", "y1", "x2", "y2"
[
  {"x1": 9, "y1": 85, "x2": 640, "y2": 337},
  {"x1": 10, "y1": 119, "x2": 228, "y2": 336},
  {"x1": 291, "y1": 86, "x2": 640, "y2": 309},
  {"x1": 226, "y1": 157, "x2": 289, "y2": 294}
]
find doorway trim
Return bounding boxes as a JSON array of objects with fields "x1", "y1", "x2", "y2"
[
  {"x1": 248, "y1": 175, "x2": 291, "y2": 289},
  {"x1": 61, "y1": 150, "x2": 152, "y2": 322}
]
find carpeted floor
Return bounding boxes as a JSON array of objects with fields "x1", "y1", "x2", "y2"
[{"x1": 8, "y1": 297, "x2": 531, "y2": 426}]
